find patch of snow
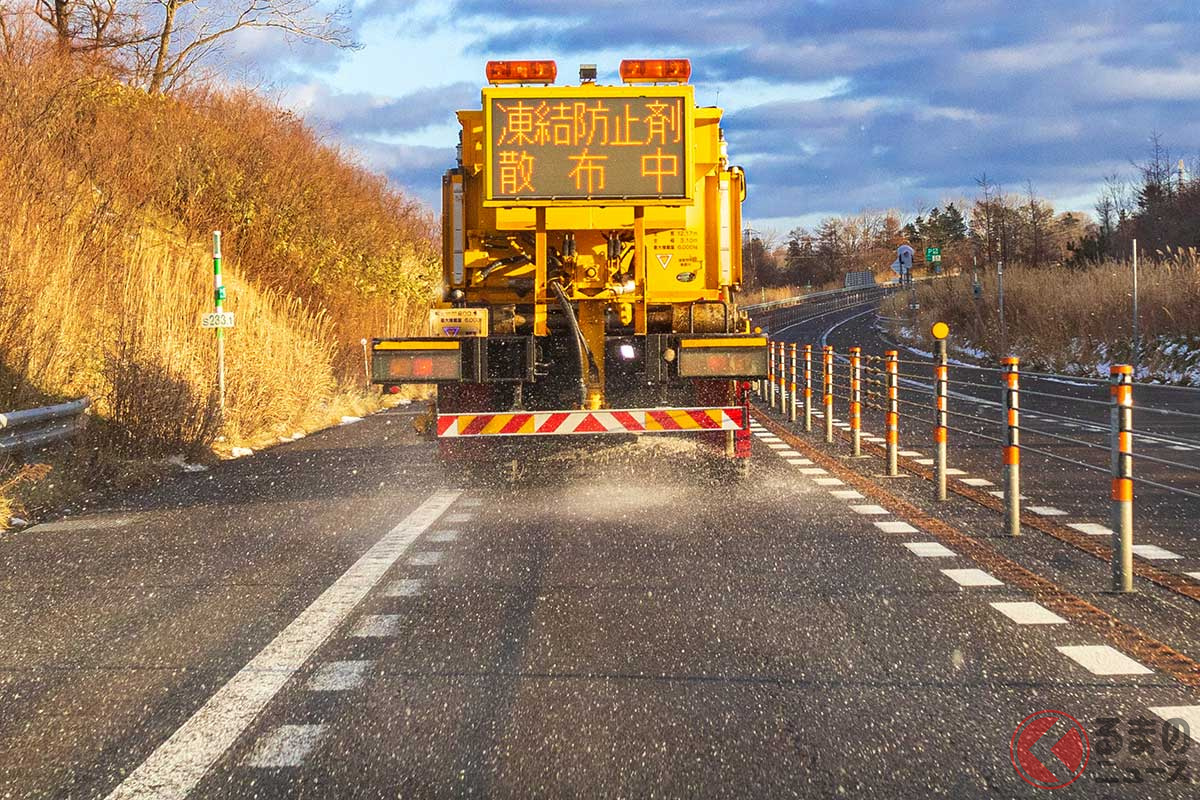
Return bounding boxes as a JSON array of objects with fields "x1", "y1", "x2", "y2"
[
  {"x1": 340, "y1": 416, "x2": 363, "y2": 425},
  {"x1": 291, "y1": 432, "x2": 306, "y2": 440},
  {"x1": 230, "y1": 446, "x2": 254, "y2": 458}
]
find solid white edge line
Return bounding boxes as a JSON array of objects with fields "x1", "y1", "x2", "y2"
[{"x1": 105, "y1": 489, "x2": 460, "y2": 800}]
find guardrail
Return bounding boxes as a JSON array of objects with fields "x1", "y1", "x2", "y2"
[
  {"x1": 756, "y1": 337, "x2": 1200, "y2": 596},
  {"x1": 746, "y1": 284, "x2": 901, "y2": 332},
  {"x1": 0, "y1": 398, "x2": 90, "y2": 453}
]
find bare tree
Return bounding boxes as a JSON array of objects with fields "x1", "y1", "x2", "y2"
[
  {"x1": 136, "y1": 0, "x2": 357, "y2": 94},
  {"x1": 31, "y1": 0, "x2": 148, "y2": 52}
]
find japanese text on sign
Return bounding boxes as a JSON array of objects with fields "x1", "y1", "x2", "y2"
[{"x1": 488, "y1": 95, "x2": 688, "y2": 200}]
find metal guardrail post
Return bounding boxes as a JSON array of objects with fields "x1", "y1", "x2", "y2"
[
  {"x1": 788, "y1": 343, "x2": 798, "y2": 423},
  {"x1": 768, "y1": 340, "x2": 777, "y2": 409},
  {"x1": 849, "y1": 346, "x2": 862, "y2": 456},
  {"x1": 1003, "y1": 357, "x2": 1022, "y2": 537},
  {"x1": 823, "y1": 345, "x2": 834, "y2": 444},
  {"x1": 1111, "y1": 365, "x2": 1134, "y2": 593},
  {"x1": 803, "y1": 344, "x2": 813, "y2": 433},
  {"x1": 935, "y1": 338, "x2": 948, "y2": 501},
  {"x1": 886, "y1": 350, "x2": 899, "y2": 476}
]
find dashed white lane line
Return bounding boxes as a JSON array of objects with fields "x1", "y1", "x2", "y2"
[
  {"x1": 914, "y1": 458, "x2": 935, "y2": 466},
  {"x1": 786, "y1": 458, "x2": 813, "y2": 465},
  {"x1": 351, "y1": 615, "x2": 402, "y2": 637},
  {"x1": 778, "y1": 449, "x2": 802, "y2": 457},
  {"x1": 945, "y1": 468, "x2": 968, "y2": 476},
  {"x1": 830, "y1": 490, "x2": 865, "y2": 500},
  {"x1": 899, "y1": 450, "x2": 923, "y2": 457},
  {"x1": 766, "y1": 443, "x2": 789, "y2": 450},
  {"x1": 244, "y1": 724, "x2": 328, "y2": 768},
  {"x1": 863, "y1": 436, "x2": 885, "y2": 443},
  {"x1": 1149, "y1": 707, "x2": 1200, "y2": 744},
  {"x1": 904, "y1": 542, "x2": 957, "y2": 558},
  {"x1": 382, "y1": 579, "x2": 425, "y2": 597},
  {"x1": 104, "y1": 489, "x2": 459, "y2": 800},
  {"x1": 1027, "y1": 506, "x2": 1067, "y2": 516},
  {"x1": 1068, "y1": 522, "x2": 1113, "y2": 536},
  {"x1": 874, "y1": 521, "x2": 919, "y2": 534},
  {"x1": 105, "y1": 489, "x2": 458, "y2": 800},
  {"x1": 409, "y1": 551, "x2": 445, "y2": 566},
  {"x1": 988, "y1": 490, "x2": 1028, "y2": 500},
  {"x1": 445, "y1": 513, "x2": 474, "y2": 524},
  {"x1": 849, "y1": 504, "x2": 889, "y2": 515},
  {"x1": 1132, "y1": 544, "x2": 1182, "y2": 560},
  {"x1": 959, "y1": 478, "x2": 995, "y2": 487},
  {"x1": 941, "y1": 568, "x2": 1003, "y2": 587},
  {"x1": 813, "y1": 477, "x2": 844, "y2": 486},
  {"x1": 306, "y1": 660, "x2": 372, "y2": 691},
  {"x1": 799, "y1": 467, "x2": 828, "y2": 476},
  {"x1": 989, "y1": 602, "x2": 1067, "y2": 625},
  {"x1": 429, "y1": 530, "x2": 458, "y2": 543},
  {"x1": 1056, "y1": 645, "x2": 1153, "y2": 675}
]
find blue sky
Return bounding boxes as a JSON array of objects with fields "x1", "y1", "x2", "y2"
[{"x1": 232, "y1": 0, "x2": 1200, "y2": 234}]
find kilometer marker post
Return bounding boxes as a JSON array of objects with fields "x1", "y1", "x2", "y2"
[{"x1": 213, "y1": 231, "x2": 226, "y2": 413}]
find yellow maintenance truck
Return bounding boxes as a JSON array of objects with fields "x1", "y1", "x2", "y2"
[{"x1": 372, "y1": 59, "x2": 767, "y2": 474}]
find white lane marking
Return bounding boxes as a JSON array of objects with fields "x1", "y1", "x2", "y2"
[
  {"x1": 989, "y1": 602, "x2": 1067, "y2": 625},
  {"x1": 1028, "y1": 506, "x2": 1067, "y2": 516},
  {"x1": 1067, "y1": 522, "x2": 1113, "y2": 536},
  {"x1": 941, "y1": 568, "x2": 1003, "y2": 587},
  {"x1": 459, "y1": 498, "x2": 483, "y2": 508},
  {"x1": 382, "y1": 579, "x2": 425, "y2": 597},
  {"x1": 849, "y1": 504, "x2": 889, "y2": 515},
  {"x1": 988, "y1": 490, "x2": 1029, "y2": 500},
  {"x1": 874, "y1": 521, "x2": 918, "y2": 534},
  {"x1": 352, "y1": 615, "x2": 401, "y2": 637},
  {"x1": 899, "y1": 450, "x2": 923, "y2": 457},
  {"x1": 813, "y1": 477, "x2": 844, "y2": 486},
  {"x1": 25, "y1": 515, "x2": 134, "y2": 533},
  {"x1": 778, "y1": 449, "x2": 801, "y2": 457},
  {"x1": 1056, "y1": 645, "x2": 1153, "y2": 675},
  {"x1": 904, "y1": 542, "x2": 956, "y2": 558},
  {"x1": 945, "y1": 468, "x2": 968, "y2": 476},
  {"x1": 834, "y1": 422, "x2": 851, "y2": 429},
  {"x1": 1149, "y1": 707, "x2": 1200, "y2": 744},
  {"x1": 959, "y1": 477, "x2": 995, "y2": 487},
  {"x1": 445, "y1": 513, "x2": 474, "y2": 523},
  {"x1": 1168, "y1": 445, "x2": 1194, "y2": 451},
  {"x1": 409, "y1": 551, "x2": 444, "y2": 566},
  {"x1": 914, "y1": 458, "x2": 935, "y2": 465},
  {"x1": 786, "y1": 458, "x2": 813, "y2": 465},
  {"x1": 830, "y1": 490, "x2": 865, "y2": 500},
  {"x1": 429, "y1": 530, "x2": 458, "y2": 543},
  {"x1": 1132, "y1": 544, "x2": 1182, "y2": 560},
  {"x1": 799, "y1": 467, "x2": 827, "y2": 476},
  {"x1": 104, "y1": 490, "x2": 458, "y2": 800},
  {"x1": 306, "y1": 660, "x2": 372, "y2": 691},
  {"x1": 244, "y1": 724, "x2": 328, "y2": 768},
  {"x1": 863, "y1": 436, "x2": 885, "y2": 443},
  {"x1": 766, "y1": 443, "x2": 789, "y2": 450}
]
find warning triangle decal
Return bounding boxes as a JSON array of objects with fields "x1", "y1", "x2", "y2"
[
  {"x1": 656, "y1": 253, "x2": 673, "y2": 270},
  {"x1": 442, "y1": 326, "x2": 460, "y2": 336}
]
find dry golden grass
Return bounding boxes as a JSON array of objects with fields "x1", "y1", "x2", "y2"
[
  {"x1": 883, "y1": 256, "x2": 1200, "y2": 373},
  {"x1": 0, "y1": 34, "x2": 439, "y2": 520}
]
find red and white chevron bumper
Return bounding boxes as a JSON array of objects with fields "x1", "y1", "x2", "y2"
[{"x1": 436, "y1": 407, "x2": 747, "y2": 438}]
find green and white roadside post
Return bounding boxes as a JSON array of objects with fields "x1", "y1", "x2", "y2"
[{"x1": 200, "y1": 231, "x2": 236, "y2": 412}]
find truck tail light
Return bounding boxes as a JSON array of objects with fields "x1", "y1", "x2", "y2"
[
  {"x1": 619, "y1": 59, "x2": 691, "y2": 84},
  {"x1": 676, "y1": 337, "x2": 768, "y2": 378},
  {"x1": 486, "y1": 60, "x2": 557, "y2": 84},
  {"x1": 372, "y1": 340, "x2": 462, "y2": 383}
]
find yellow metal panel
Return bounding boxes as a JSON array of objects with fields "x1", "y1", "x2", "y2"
[
  {"x1": 679, "y1": 337, "x2": 767, "y2": 348},
  {"x1": 375, "y1": 340, "x2": 461, "y2": 351}
]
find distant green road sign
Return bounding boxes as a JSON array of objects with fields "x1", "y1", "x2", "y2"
[{"x1": 925, "y1": 247, "x2": 942, "y2": 263}]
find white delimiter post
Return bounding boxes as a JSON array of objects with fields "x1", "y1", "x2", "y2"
[{"x1": 213, "y1": 231, "x2": 226, "y2": 412}]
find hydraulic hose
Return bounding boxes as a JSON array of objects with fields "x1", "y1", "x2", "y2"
[{"x1": 549, "y1": 279, "x2": 599, "y2": 407}]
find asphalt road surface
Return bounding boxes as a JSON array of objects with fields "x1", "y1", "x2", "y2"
[{"x1": 3, "y1": 388, "x2": 1200, "y2": 796}]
